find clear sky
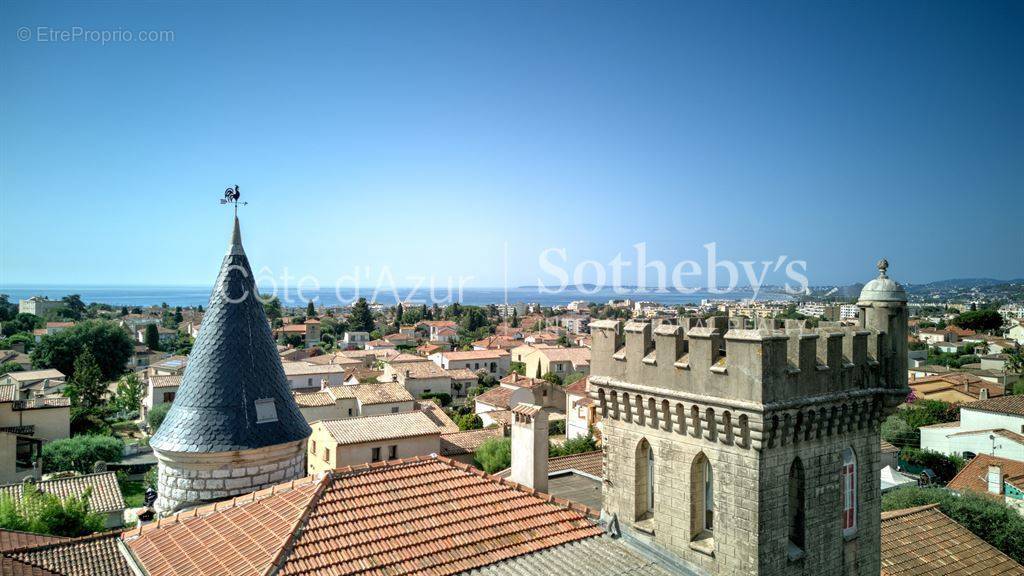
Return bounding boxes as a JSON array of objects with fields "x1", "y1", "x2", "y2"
[{"x1": 1, "y1": 0, "x2": 1021, "y2": 290}]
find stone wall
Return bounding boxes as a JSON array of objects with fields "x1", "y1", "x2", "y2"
[{"x1": 155, "y1": 440, "x2": 306, "y2": 513}]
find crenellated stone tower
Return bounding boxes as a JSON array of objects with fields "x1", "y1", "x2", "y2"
[
  {"x1": 150, "y1": 217, "x2": 312, "y2": 513},
  {"x1": 589, "y1": 261, "x2": 908, "y2": 575}
]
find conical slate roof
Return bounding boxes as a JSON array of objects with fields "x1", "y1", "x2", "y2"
[{"x1": 150, "y1": 218, "x2": 311, "y2": 453}]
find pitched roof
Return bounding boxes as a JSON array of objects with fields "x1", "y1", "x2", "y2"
[
  {"x1": 947, "y1": 453, "x2": 1024, "y2": 497},
  {"x1": 475, "y1": 386, "x2": 515, "y2": 410},
  {"x1": 395, "y1": 360, "x2": 449, "y2": 379},
  {"x1": 441, "y1": 350, "x2": 510, "y2": 361},
  {"x1": 0, "y1": 530, "x2": 66, "y2": 552},
  {"x1": 281, "y1": 362, "x2": 344, "y2": 377},
  {"x1": 2, "y1": 370, "x2": 65, "y2": 382},
  {"x1": 464, "y1": 534, "x2": 677, "y2": 576},
  {"x1": 419, "y1": 402, "x2": 460, "y2": 433},
  {"x1": 439, "y1": 428, "x2": 503, "y2": 456},
  {"x1": 317, "y1": 412, "x2": 441, "y2": 445},
  {"x1": 123, "y1": 456, "x2": 603, "y2": 576},
  {"x1": 537, "y1": 347, "x2": 591, "y2": 366},
  {"x1": 2, "y1": 531, "x2": 133, "y2": 576},
  {"x1": 564, "y1": 375, "x2": 589, "y2": 396},
  {"x1": 150, "y1": 218, "x2": 311, "y2": 453},
  {"x1": 447, "y1": 368, "x2": 479, "y2": 381},
  {"x1": 292, "y1": 391, "x2": 335, "y2": 408},
  {"x1": 328, "y1": 382, "x2": 413, "y2": 405},
  {"x1": 962, "y1": 395, "x2": 1024, "y2": 417},
  {"x1": 304, "y1": 354, "x2": 363, "y2": 367},
  {"x1": 0, "y1": 472, "x2": 126, "y2": 514},
  {"x1": 548, "y1": 450, "x2": 603, "y2": 477},
  {"x1": 880, "y1": 504, "x2": 1024, "y2": 575},
  {"x1": 909, "y1": 372, "x2": 1005, "y2": 400},
  {"x1": 123, "y1": 476, "x2": 323, "y2": 576},
  {"x1": 880, "y1": 439, "x2": 900, "y2": 455}
]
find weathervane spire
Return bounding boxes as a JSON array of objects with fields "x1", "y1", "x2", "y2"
[{"x1": 221, "y1": 184, "x2": 247, "y2": 218}]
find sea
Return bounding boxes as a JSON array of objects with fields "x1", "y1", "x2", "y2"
[{"x1": 0, "y1": 285, "x2": 795, "y2": 309}]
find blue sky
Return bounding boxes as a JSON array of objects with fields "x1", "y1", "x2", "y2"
[{"x1": 1, "y1": 0, "x2": 1021, "y2": 289}]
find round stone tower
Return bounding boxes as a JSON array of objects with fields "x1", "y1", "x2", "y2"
[
  {"x1": 150, "y1": 217, "x2": 312, "y2": 513},
  {"x1": 857, "y1": 258, "x2": 909, "y2": 388}
]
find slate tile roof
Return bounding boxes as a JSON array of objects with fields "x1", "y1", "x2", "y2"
[
  {"x1": 439, "y1": 428, "x2": 504, "y2": 457},
  {"x1": 3, "y1": 531, "x2": 133, "y2": 576},
  {"x1": 123, "y1": 456, "x2": 603, "y2": 576},
  {"x1": 880, "y1": 504, "x2": 1024, "y2": 575},
  {"x1": 318, "y1": 411, "x2": 442, "y2": 445},
  {"x1": 0, "y1": 472, "x2": 126, "y2": 514},
  {"x1": 149, "y1": 218, "x2": 311, "y2": 453},
  {"x1": 463, "y1": 534, "x2": 679, "y2": 576}
]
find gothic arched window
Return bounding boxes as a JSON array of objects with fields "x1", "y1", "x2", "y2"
[{"x1": 841, "y1": 447, "x2": 857, "y2": 538}]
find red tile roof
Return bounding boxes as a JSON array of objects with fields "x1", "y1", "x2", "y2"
[
  {"x1": 947, "y1": 453, "x2": 1024, "y2": 498},
  {"x1": 439, "y1": 428, "x2": 504, "y2": 457},
  {"x1": 0, "y1": 530, "x2": 66, "y2": 553},
  {"x1": 3, "y1": 531, "x2": 133, "y2": 576},
  {"x1": 124, "y1": 456, "x2": 603, "y2": 576},
  {"x1": 881, "y1": 504, "x2": 1024, "y2": 575}
]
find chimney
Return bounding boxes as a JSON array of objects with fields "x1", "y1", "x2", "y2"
[
  {"x1": 987, "y1": 465, "x2": 1003, "y2": 495},
  {"x1": 510, "y1": 403, "x2": 548, "y2": 492},
  {"x1": 980, "y1": 388, "x2": 989, "y2": 400}
]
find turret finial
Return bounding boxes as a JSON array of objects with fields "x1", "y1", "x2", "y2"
[{"x1": 876, "y1": 258, "x2": 889, "y2": 278}]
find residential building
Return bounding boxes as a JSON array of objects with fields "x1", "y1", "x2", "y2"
[
  {"x1": 0, "y1": 369, "x2": 66, "y2": 399},
  {"x1": 272, "y1": 319, "x2": 321, "y2": 348},
  {"x1": 522, "y1": 346, "x2": 591, "y2": 380},
  {"x1": 0, "y1": 471, "x2": 126, "y2": 528},
  {"x1": 474, "y1": 375, "x2": 565, "y2": 427},
  {"x1": 918, "y1": 329, "x2": 958, "y2": 345},
  {"x1": 0, "y1": 431, "x2": 41, "y2": 483},
  {"x1": 385, "y1": 359, "x2": 454, "y2": 398},
  {"x1": 149, "y1": 217, "x2": 311, "y2": 513},
  {"x1": 920, "y1": 395, "x2": 1024, "y2": 460},
  {"x1": 559, "y1": 313, "x2": 591, "y2": 334},
  {"x1": 947, "y1": 454, "x2": 1024, "y2": 515},
  {"x1": 142, "y1": 375, "x2": 180, "y2": 421},
  {"x1": 0, "y1": 383, "x2": 70, "y2": 441},
  {"x1": 566, "y1": 376, "x2": 600, "y2": 441},
  {"x1": 148, "y1": 355, "x2": 187, "y2": 377},
  {"x1": 293, "y1": 382, "x2": 415, "y2": 423},
  {"x1": 118, "y1": 314, "x2": 160, "y2": 333},
  {"x1": 429, "y1": 349, "x2": 510, "y2": 377},
  {"x1": 306, "y1": 411, "x2": 442, "y2": 472},
  {"x1": 31, "y1": 321, "x2": 75, "y2": 342},
  {"x1": 908, "y1": 372, "x2": 1004, "y2": 403},
  {"x1": 135, "y1": 325, "x2": 177, "y2": 346},
  {"x1": 281, "y1": 361, "x2": 345, "y2": 390},
  {"x1": 0, "y1": 350, "x2": 31, "y2": 371},
  {"x1": 127, "y1": 344, "x2": 164, "y2": 370},
  {"x1": 17, "y1": 297, "x2": 63, "y2": 317},
  {"x1": 341, "y1": 331, "x2": 370, "y2": 349},
  {"x1": 1008, "y1": 321, "x2": 1024, "y2": 345},
  {"x1": 364, "y1": 338, "x2": 397, "y2": 350}
]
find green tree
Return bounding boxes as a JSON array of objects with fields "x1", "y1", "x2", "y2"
[
  {"x1": 0, "y1": 489, "x2": 105, "y2": 537},
  {"x1": 459, "y1": 307, "x2": 487, "y2": 332},
  {"x1": 41, "y1": 435, "x2": 124, "y2": 474},
  {"x1": 0, "y1": 295, "x2": 15, "y2": 322},
  {"x1": 64, "y1": 349, "x2": 106, "y2": 411},
  {"x1": 549, "y1": 433, "x2": 597, "y2": 457},
  {"x1": 60, "y1": 294, "x2": 87, "y2": 321},
  {"x1": 349, "y1": 298, "x2": 375, "y2": 332},
  {"x1": 1, "y1": 313, "x2": 42, "y2": 337},
  {"x1": 394, "y1": 303, "x2": 404, "y2": 329},
  {"x1": 542, "y1": 372, "x2": 563, "y2": 386},
  {"x1": 511, "y1": 308, "x2": 519, "y2": 328},
  {"x1": 456, "y1": 413, "x2": 483, "y2": 431},
  {"x1": 30, "y1": 320, "x2": 132, "y2": 381},
  {"x1": 0, "y1": 362, "x2": 22, "y2": 377},
  {"x1": 474, "y1": 437, "x2": 512, "y2": 473},
  {"x1": 144, "y1": 323, "x2": 161, "y2": 351},
  {"x1": 114, "y1": 372, "x2": 144, "y2": 414},
  {"x1": 306, "y1": 300, "x2": 317, "y2": 318},
  {"x1": 263, "y1": 297, "x2": 283, "y2": 320},
  {"x1": 148, "y1": 402, "x2": 171, "y2": 432},
  {"x1": 951, "y1": 309, "x2": 1004, "y2": 333}
]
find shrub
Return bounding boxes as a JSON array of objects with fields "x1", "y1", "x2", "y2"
[
  {"x1": 456, "y1": 413, "x2": 483, "y2": 431},
  {"x1": 0, "y1": 488, "x2": 105, "y2": 537},
  {"x1": 880, "y1": 415, "x2": 916, "y2": 448},
  {"x1": 510, "y1": 362, "x2": 526, "y2": 375},
  {"x1": 147, "y1": 403, "x2": 171, "y2": 432},
  {"x1": 42, "y1": 435, "x2": 125, "y2": 474},
  {"x1": 550, "y1": 433, "x2": 597, "y2": 457},
  {"x1": 882, "y1": 486, "x2": 1024, "y2": 565},
  {"x1": 899, "y1": 447, "x2": 964, "y2": 482},
  {"x1": 548, "y1": 419, "x2": 566, "y2": 436},
  {"x1": 420, "y1": 393, "x2": 452, "y2": 407},
  {"x1": 474, "y1": 437, "x2": 511, "y2": 473}
]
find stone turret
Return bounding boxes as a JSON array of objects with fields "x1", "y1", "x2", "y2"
[
  {"x1": 150, "y1": 217, "x2": 311, "y2": 513},
  {"x1": 588, "y1": 261, "x2": 910, "y2": 575}
]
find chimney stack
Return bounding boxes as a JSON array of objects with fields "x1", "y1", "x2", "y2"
[
  {"x1": 980, "y1": 388, "x2": 989, "y2": 400},
  {"x1": 510, "y1": 403, "x2": 548, "y2": 493},
  {"x1": 988, "y1": 465, "x2": 1003, "y2": 495}
]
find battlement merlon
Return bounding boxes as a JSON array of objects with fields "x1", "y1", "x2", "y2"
[{"x1": 590, "y1": 319, "x2": 908, "y2": 406}]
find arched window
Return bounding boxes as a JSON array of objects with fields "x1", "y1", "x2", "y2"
[
  {"x1": 690, "y1": 452, "x2": 714, "y2": 541},
  {"x1": 635, "y1": 439, "x2": 654, "y2": 521},
  {"x1": 788, "y1": 458, "x2": 806, "y2": 560},
  {"x1": 841, "y1": 447, "x2": 857, "y2": 537}
]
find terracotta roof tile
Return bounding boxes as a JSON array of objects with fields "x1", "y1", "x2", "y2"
[
  {"x1": 963, "y1": 395, "x2": 1024, "y2": 417},
  {"x1": 0, "y1": 472, "x2": 125, "y2": 514},
  {"x1": 475, "y1": 386, "x2": 515, "y2": 410},
  {"x1": 881, "y1": 504, "x2": 1024, "y2": 575},
  {"x1": 439, "y1": 428, "x2": 503, "y2": 456},
  {"x1": 4, "y1": 531, "x2": 133, "y2": 576},
  {"x1": 947, "y1": 454, "x2": 1024, "y2": 497},
  {"x1": 0, "y1": 530, "x2": 66, "y2": 553},
  {"x1": 317, "y1": 411, "x2": 441, "y2": 445}
]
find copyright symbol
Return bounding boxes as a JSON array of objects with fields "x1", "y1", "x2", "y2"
[{"x1": 16, "y1": 27, "x2": 31, "y2": 41}]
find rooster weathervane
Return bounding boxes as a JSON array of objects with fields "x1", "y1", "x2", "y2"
[{"x1": 220, "y1": 185, "x2": 247, "y2": 217}]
